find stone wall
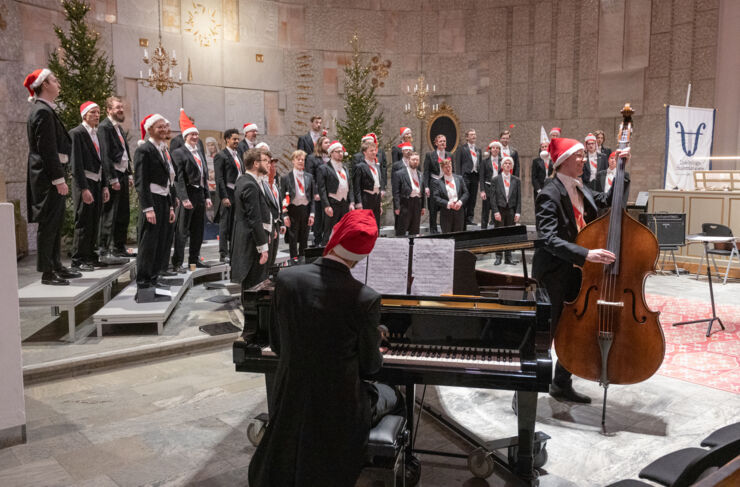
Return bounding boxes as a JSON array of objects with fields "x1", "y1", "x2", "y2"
[{"x1": 0, "y1": 0, "x2": 730, "y2": 249}]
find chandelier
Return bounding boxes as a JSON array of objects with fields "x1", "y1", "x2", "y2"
[
  {"x1": 139, "y1": 0, "x2": 182, "y2": 94},
  {"x1": 403, "y1": 74, "x2": 438, "y2": 121}
]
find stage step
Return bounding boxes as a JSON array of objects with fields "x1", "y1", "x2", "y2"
[
  {"x1": 93, "y1": 264, "x2": 229, "y2": 336},
  {"x1": 19, "y1": 261, "x2": 136, "y2": 341}
]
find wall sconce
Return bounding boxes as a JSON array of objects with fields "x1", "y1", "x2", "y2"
[
  {"x1": 256, "y1": 54, "x2": 264, "y2": 63},
  {"x1": 139, "y1": 38, "x2": 149, "y2": 47}
]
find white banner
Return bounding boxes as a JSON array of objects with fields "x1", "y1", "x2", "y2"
[{"x1": 664, "y1": 105, "x2": 716, "y2": 190}]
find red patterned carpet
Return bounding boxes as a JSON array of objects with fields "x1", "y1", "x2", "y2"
[{"x1": 645, "y1": 294, "x2": 740, "y2": 394}]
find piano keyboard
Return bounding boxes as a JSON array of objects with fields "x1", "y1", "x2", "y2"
[{"x1": 382, "y1": 344, "x2": 521, "y2": 372}]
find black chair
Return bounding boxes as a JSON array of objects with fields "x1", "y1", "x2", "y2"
[
  {"x1": 701, "y1": 421, "x2": 740, "y2": 448},
  {"x1": 698, "y1": 223, "x2": 740, "y2": 285},
  {"x1": 638, "y1": 437, "x2": 740, "y2": 487}
]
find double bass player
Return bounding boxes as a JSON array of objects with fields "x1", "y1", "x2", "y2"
[{"x1": 532, "y1": 137, "x2": 629, "y2": 403}]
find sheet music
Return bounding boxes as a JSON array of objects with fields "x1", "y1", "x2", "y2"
[
  {"x1": 350, "y1": 256, "x2": 367, "y2": 284},
  {"x1": 411, "y1": 238, "x2": 455, "y2": 296},
  {"x1": 365, "y1": 238, "x2": 410, "y2": 294}
]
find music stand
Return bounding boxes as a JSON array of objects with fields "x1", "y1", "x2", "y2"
[{"x1": 672, "y1": 235, "x2": 727, "y2": 337}]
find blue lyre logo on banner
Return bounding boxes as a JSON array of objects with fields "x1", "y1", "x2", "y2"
[{"x1": 674, "y1": 121, "x2": 706, "y2": 157}]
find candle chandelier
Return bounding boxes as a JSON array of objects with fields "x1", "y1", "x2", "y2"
[
  {"x1": 140, "y1": 0, "x2": 182, "y2": 94},
  {"x1": 403, "y1": 74, "x2": 438, "y2": 121}
]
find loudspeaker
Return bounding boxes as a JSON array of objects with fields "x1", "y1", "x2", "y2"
[{"x1": 638, "y1": 213, "x2": 686, "y2": 247}]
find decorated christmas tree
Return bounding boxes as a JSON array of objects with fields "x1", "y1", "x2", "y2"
[
  {"x1": 47, "y1": 0, "x2": 116, "y2": 131},
  {"x1": 335, "y1": 34, "x2": 385, "y2": 171}
]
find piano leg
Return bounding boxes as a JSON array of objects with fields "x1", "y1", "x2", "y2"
[
  {"x1": 515, "y1": 390, "x2": 537, "y2": 481},
  {"x1": 404, "y1": 382, "x2": 416, "y2": 450}
]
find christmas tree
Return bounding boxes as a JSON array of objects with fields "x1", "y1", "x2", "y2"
[
  {"x1": 48, "y1": 0, "x2": 116, "y2": 130},
  {"x1": 335, "y1": 34, "x2": 385, "y2": 172}
]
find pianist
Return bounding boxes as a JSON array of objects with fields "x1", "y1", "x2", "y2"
[
  {"x1": 248, "y1": 210, "x2": 401, "y2": 487},
  {"x1": 532, "y1": 137, "x2": 628, "y2": 403}
]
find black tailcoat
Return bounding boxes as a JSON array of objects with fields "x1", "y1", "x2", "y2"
[
  {"x1": 26, "y1": 99, "x2": 71, "y2": 223},
  {"x1": 230, "y1": 173, "x2": 270, "y2": 286},
  {"x1": 248, "y1": 257, "x2": 383, "y2": 487}
]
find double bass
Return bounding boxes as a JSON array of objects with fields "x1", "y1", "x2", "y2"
[{"x1": 553, "y1": 104, "x2": 665, "y2": 430}]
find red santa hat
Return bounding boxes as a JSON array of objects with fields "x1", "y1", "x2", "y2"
[
  {"x1": 243, "y1": 122, "x2": 258, "y2": 134},
  {"x1": 550, "y1": 127, "x2": 562, "y2": 136},
  {"x1": 400, "y1": 127, "x2": 411, "y2": 137},
  {"x1": 488, "y1": 140, "x2": 502, "y2": 149},
  {"x1": 548, "y1": 137, "x2": 584, "y2": 169},
  {"x1": 399, "y1": 142, "x2": 413, "y2": 152},
  {"x1": 80, "y1": 101, "x2": 99, "y2": 119},
  {"x1": 179, "y1": 108, "x2": 198, "y2": 138},
  {"x1": 327, "y1": 140, "x2": 344, "y2": 155},
  {"x1": 23, "y1": 68, "x2": 52, "y2": 101},
  {"x1": 609, "y1": 151, "x2": 618, "y2": 159},
  {"x1": 323, "y1": 210, "x2": 379, "y2": 261},
  {"x1": 584, "y1": 133, "x2": 596, "y2": 143},
  {"x1": 362, "y1": 133, "x2": 378, "y2": 145},
  {"x1": 139, "y1": 113, "x2": 166, "y2": 144},
  {"x1": 501, "y1": 156, "x2": 514, "y2": 165}
]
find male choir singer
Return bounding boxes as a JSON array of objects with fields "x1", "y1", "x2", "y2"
[
  {"x1": 24, "y1": 68, "x2": 80, "y2": 285},
  {"x1": 392, "y1": 152, "x2": 425, "y2": 236},
  {"x1": 490, "y1": 156, "x2": 521, "y2": 265},
  {"x1": 434, "y1": 158, "x2": 468, "y2": 233},
  {"x1": 533, "y1": 137, "x2": 629, "y2": 403},
  {"x1": 133, "y1": 114, "x2": 176, "y2": 294},
  {"x1": 423, "y1": 134, "x2": 452, "y2": 234},
  {"x1": 97, "y1": 96, "x2": 134, "y2": 260},
  {"x1": 213, "y1": 128, "x2": 242, "y2": 262},
  {"x1": 69, "y1": 101, "x2": 110, "y2": 271},
  {"x1": 171, "y1": 109, "x2": 212, "y2": 271},
  {"x1": 317, "y1": 141, "x2": 354, "y2": 244},
  {"x1": 230, "y1": 149, "x2": 270, "y2": 287},
  {"x1": 282, "y1": 150, "x2": 315, "y2": 259}
]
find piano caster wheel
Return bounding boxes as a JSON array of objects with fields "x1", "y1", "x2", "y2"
[
  {"x1": 247, "y1": 421, "x2": 266, "y2": 446},
  {"x1": 468, "y1": 447, "x2": 495, "y2": 479}
]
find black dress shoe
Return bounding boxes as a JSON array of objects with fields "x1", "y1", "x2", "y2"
[
  {"x1": 41, "y1": 272, "x2": 69, "y2": 285},
  {"x1": 57, "y1": 267, "x2": 82, "y2": 279},
  {"x1": 549, "y1": 383, "x2": 592, "y2": 404},
  {"x1": 160, "y1": 270, "x2": 177, "y2": 277},
  {"x1": 494, "y1": 256, "x2": 502, "y2": 265},
  {"x1": 504, "y1": 259, "x2": 519, "y2": 265},
  {"x1": 75, "y1": 263, "x2": 95, "y2": 272},
  {"x1": 113, "y1": 249, "x2": 136, "y2": 258}
]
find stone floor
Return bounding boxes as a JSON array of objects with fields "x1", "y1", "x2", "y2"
[
  {"x1": 1, "y1": 348, "x2": 738, "y2": 487},
  {"x1": 8, "y1": 228, "x2": 740, "y2": 486}
]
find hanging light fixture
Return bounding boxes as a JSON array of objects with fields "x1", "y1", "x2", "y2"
[{"x1": 139, "y1": 0, "x2": 183, "y2": 94}]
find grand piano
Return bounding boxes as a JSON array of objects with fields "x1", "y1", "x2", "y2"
[{"x1": 233, "y1": 225, "x2": 552, "y2": 484}]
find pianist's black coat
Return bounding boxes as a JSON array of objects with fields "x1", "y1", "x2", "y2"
[{"x1": 248, "y1": 257, "x2": 383, "y2": 487}]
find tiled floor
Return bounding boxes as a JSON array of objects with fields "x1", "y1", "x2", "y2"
[
  {"x1": 2, "y1": 348, "x2": 738, "y2": 486},
  {"x1": 8, "y1": 232, "x2": 740, "y2": 486}
]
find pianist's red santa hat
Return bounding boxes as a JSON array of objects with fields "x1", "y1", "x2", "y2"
[
  {"x1": 179, "y1": 108, "x2": 198, "y2": 138},
  {"x1": 323, "y1": 210, "x2": 379, "y2": 261},
  {"x1": 548, "y1": 137, "x2": 584, "y2": 169}
]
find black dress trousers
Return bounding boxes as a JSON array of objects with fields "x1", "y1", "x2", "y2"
[
  {"x1": 321, "y1": 198, "x2": 350, "y2": 246},
  {"x1": 136, "y1": 193, "x2": 170, "y2": 287},
  {"x1": 99, "y1": 170, "x2": 130, "y2": 253},
  {"x1": 172, "y1": 185, "x2": 206, "y2": 266},
  {"x1": 72, "y1": 178, "x2": 102, "y2": 265},
  {"x1": 395, "y1": 197, "x2": 421, "y2": 236},
  {"x1": 36, "y1": 189, "x2": 66, "y2": 273},
  {"x1": 218, "y1": 188, "x2": 235, "y2": 257},
  {"x1": 286, "y1": 204, "x2": 310, "y2": 258}
]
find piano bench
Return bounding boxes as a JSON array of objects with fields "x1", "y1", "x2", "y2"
[{"x1": 364, "y1": 414, "x2": 409, "y2": 487}]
